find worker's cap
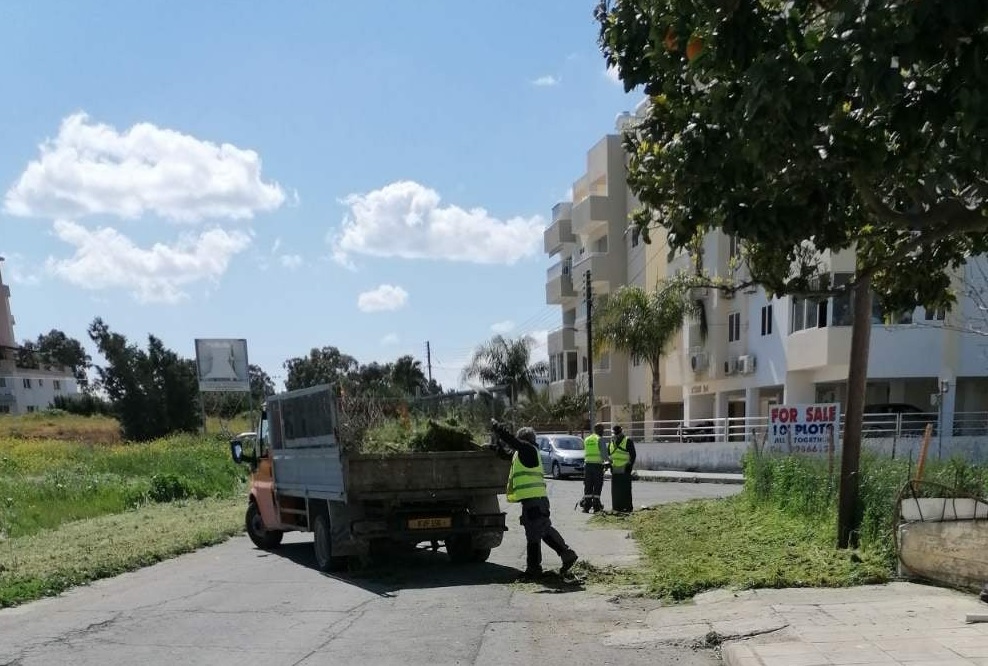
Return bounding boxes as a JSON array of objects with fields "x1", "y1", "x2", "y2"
[
  {"x1": 612, "y1": 425, "x2": 623, "y2": 434},
  {"x1": 515, "y1": 426, "x2": 537, "y2": 444}
]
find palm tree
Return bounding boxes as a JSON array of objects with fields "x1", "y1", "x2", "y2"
[
  {"x1": 462, "y1": 334, "x2": 549, "y2": 405},
  {"x1": 592, "y1": 278, "x2": 706, "y2": 422},
  {"x1": 391, "y1": 355, "x2": 428, "y2": 396}
]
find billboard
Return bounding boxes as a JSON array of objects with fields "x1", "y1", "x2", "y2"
[
  {"x1": 767, "y1": 403, "x2": 841, "y2": 454},
  {"x1": 194, "y1": 338, "x2": 250, "y2": 392}
]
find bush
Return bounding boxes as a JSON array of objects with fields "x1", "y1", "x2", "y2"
[{"x1": 52, "y1": 393, "x2": 114, "y2": 417}]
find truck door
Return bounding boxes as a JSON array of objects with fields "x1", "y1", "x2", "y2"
[{"x1": 253, "y1": 411, "x2": 280, "y2": 529}]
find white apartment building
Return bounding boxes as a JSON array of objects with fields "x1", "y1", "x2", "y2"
[
  {"x1": 0, "y1": 260, "x2": 80, "y2": 414},
  {"x1": 544, "y1": 104, "x2": 988, "y2": 436}
]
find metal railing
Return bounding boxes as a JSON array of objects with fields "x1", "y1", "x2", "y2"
[{"x1": 584, "y1": 411, "x2": 988, "y2": 444}]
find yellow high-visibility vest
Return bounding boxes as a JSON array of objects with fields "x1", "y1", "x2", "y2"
[
  {"x1": 584, "y1": 433, "x2": 602, "y2": 463},
  {"x1": 506, "y1": 453, "x2": 547, "y2": 503},
  {"x1": 609, "y1": 436, "x2": 630, "y2": 469}
]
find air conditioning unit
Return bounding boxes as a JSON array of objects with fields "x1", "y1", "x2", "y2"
[
  {"x1": 689, "y1": 352, "x2": 708, "y2": 373},
  {"x1": 723, "y1": 358, "x2": 737, "y2": 376},
  {"x1": 738, "y1": 355, "x2": 757, "y2": 375}
]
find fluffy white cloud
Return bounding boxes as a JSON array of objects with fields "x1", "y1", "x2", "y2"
[
  {"x1": 5, "y1": 112, "x2": 286, "y2": 222},
  {"x1": 491, "y1": 320, "x2": 515, "y2": 334},
  {"x1": 531, "y1": 75, "x2": 560, "y2": 87},
  {"x1": 0, "y1": 252, "x2": 41, "y2": 286},
  {"x1": 330, "y1": 181, "x2": 544, "y2": 266},
  {"x1": 381, "y1": 333, "x2": 399, "y2": 346},
  {"x1": 357, "y1": 284, "x2": 409, "y2": 313},
  {"x1": 46, "y1": 220, "x2": 252, "y2": 303}
]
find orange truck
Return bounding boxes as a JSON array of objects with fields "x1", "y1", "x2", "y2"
[{"x1": 230, "y1": 384, "x2": 510, "y2": 571}]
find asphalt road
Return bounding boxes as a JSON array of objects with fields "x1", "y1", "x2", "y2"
[{"x1": 0, "y1": 478, "x2": 739, "y2": 666}]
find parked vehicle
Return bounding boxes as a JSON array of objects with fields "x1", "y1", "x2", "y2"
[
  {"x1": 229, "y1": 384, "x2": 510, "y2": 572},
  {"x1": 535, "y1": 433, "x2": 585, "y2": 479}
]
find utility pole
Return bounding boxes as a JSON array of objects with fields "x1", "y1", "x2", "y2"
[
  {"x1": 425, "y1": 341, "x2": 433, "y2": 385},
  {"x1": 585, "y1": 270, "x2": 596, "y2": 432}
]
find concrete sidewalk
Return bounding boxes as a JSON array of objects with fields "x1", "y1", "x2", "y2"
[{"x1": 605, "y1": 582, "x2": 988, "y2": 665}]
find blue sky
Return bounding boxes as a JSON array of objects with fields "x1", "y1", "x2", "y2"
[{"x1": 0, "y1": 1, "x2": 640, "y2": 390}]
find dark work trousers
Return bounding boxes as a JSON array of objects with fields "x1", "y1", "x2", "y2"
[
  {"x1": 610, "y1": 468, "x2": 634, "y2": 513},
  {"x1": 582, "y1": 463, "x2": 605, "y2": 512},
  {"x1": 519, "y1": 496, "x2": 576, "y2": 572}
]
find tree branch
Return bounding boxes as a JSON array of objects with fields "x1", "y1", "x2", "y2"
[{"x1": 853, "y1": 172, "x2": 988, "y2": 232}]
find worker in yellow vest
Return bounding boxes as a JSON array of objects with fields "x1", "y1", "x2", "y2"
[
  {"x1": 579, "y1": 423, "x2": 606, "y2": 513},
  {"x1": 491, "y1": 420, "x2": 579, "y2": 580},
  {"x1": 607, "y1": 424, "x2": 637, "y2": 513}
]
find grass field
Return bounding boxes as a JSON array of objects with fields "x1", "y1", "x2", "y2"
[{"x1": 0, "y1": 412, "x2": 250, "y2": 607}]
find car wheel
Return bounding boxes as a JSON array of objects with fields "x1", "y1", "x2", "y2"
[
  {"x1": 551, "y1": 462, "x2": 562, "y2": 480},
  {"x1": 246, "y1": 501, "x2": 283, "y2": 550}
]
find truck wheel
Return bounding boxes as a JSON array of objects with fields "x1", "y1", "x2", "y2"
[
  {"x1": 445, "y1": 535, "x2": 475, "y2": 564},
  {"x1": 551, "y1": 462, "x2": 562, "y2": 480},
  {"x1": 312, "y1": 515, "x2": 348, "y2": 573},
  {"x1": 471, "y1": 547, "x2": 492, "y2": 563},
  {"x1": 246, "y1": 502, "x2": 283, "y2": 550}
]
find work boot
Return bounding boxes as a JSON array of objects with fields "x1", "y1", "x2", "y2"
[{"x1": 560, "y1": 550, "x2": 579, "y2": 576}]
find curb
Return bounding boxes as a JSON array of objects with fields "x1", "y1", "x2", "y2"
[{"x1": 635, "y1": 473, "x2": 745, "y2": 486}]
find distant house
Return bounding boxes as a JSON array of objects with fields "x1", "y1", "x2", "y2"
[{"x1": 0, "y1": 260, "x2": 80, "y2": 414}]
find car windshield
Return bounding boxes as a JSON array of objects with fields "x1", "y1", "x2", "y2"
[{"x1": 552, "y1": 436, "x2": 584, "y2": 451}]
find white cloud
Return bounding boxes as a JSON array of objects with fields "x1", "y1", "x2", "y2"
[
  {"x1": 279, "y1": 254, "x2": 303, "y2": 269},
  {"x1": 605, "y1": 64, "x2": 622, "y2": 85},
  {"x1": 530, "y1": 329, "x2": 550, "y2": 363},
  {"x1": 4, "y1": 112, "x2": 286, "y2": 223},
  {"x1": 0, "y1": 253, "x2": 41, "y2": 286},
  {"x1": 46, "y1": 219, "x2": 252, "y2": 304},
  {"x1": 271, "y1": 237, "x2": 282, "y2": 254},
  {"x1": 531, "y1": 75, "x2": 560, "y2": 87},
  {"x1": 381, "y1": 333, "x2": 399, "y2": 346},
  {"x1": 329, "y1": 181, "x2": 544, "y2": 267},
  {"x1": 357, "y1": 284, "x2": 409, "y2": 313},
  {"x1": 491, "y1": 320, "x2": 515, "y2": 334}
]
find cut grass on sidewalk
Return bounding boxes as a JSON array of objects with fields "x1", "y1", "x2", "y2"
[
  {"x1": 0, "y1": 496, "x2": 245, "y2": 608},
  {"x1": 584, "y1": 495, "x2": 890, "y2": 601}
]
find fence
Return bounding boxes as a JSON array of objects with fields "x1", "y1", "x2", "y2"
[{"x1": 587, "y1": 411, "x2": 988, "y2": 444}]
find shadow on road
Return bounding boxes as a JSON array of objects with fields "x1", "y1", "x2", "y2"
[{"x1": 266, "y1": 541, "x2": 527, "y2": 596}]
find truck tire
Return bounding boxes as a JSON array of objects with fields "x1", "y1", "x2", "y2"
[
  {"x1": 246, "y1": 501, "x2": 283, "y2": 550},
  {"x1": 445, "y1": 535, "x2": 474, "y2": 564},
  {"x1": 312, "y1": 515, "x2": 348, "y2": 573},
  {"x1": 471, "y1": 547, "x2": 492, "y2": 563}
]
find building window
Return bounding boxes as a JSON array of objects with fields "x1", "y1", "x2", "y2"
[
  {"x1": 22, "y1": 378, "x2": 31, "y2": 389},
  {"x1": 760, "y1": 305, "x2": 773, "y2": 336},
  {"x1": 924, "y1": 307, "x2": 946, "y2": 321},
  {"x1": 0, "y1": 377, "x2": 5, "y2": 388},
  {"x1": 26, "y1": 406, "x2": 36, "y2": 413},
  {"x1": 53, "y1": 380, "x2": 62, "y2": 391},
  {"x1": 791, "y1": 297, "x2": 828, "y2": 333},
  {"x1": 631, "y1": 227, "x2": 641, "y2": 248},
  {"x1": 728, "y1": 312, "x2": 741, "y2": 343},
  {"x1": 38, "y1": 379, "x2": 44, "y2": 387},
  {"x1": 0, "y1": 405, "x2": 9, "y2": 414}
]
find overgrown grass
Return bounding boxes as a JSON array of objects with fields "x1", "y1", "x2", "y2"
[
  {"x1": 0, "y1": 434, "x2": 246, "y2": 539},
  {"x1": 0, "y1": 496, "x2": 244, "y2": 607},
  {"x1": 586, "y1": 451, "x2": 988, "y2": 601},
  {"x1": 361, "y1": 416, "x2": 487, "y2": 455},
  {"x1": 0, "y1": 412, "x2": 122, "y2": 444}
]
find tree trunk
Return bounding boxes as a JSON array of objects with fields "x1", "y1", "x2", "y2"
[
  {"x1": 837, "y1": 275, "x2": 873, "y2": 549},
  {"x1": 650, "y1": 360, "x2": 662, "y2": 423}
]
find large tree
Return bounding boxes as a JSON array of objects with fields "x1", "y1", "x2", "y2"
[
  {"x1": 593, "y1": 279, "x2": 704, "y2": 421},
  {"x1": 283, "y1": 346, "x2": 359, "y2": 391},
  {"x1": 88, "y1": 318, "x2": 199, "y2": 440},
  {"x1": 462, "y1": 335, "x2": 549, "y2": 405},
  {"x1": 391, "y1": 354, "x2": 428, "y2": 396},
  {"x1": 15, "y1": 329, "x2": 91, "y2": 386},
  {"x1": 596, "y1": 0, "x2": 988, "y2": 546}
]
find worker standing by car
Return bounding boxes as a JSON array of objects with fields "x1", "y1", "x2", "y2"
[
  {"x1": 607, "y1": 424, "x2": 637, "y2": 513},
  {"x1": 491, "y1": 420, "x2": 579, "y2": 580},
  {"x1": 580, "y1": 423, "x2": 606, "y2": 513}
]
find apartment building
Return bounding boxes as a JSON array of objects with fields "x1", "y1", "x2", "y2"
[
  {"x1": 545, "y1": 104, "x2": 681, "y2": 422},
  {"x1": 0, "y1": 260, "x2": 80, "y2": 414},
  {"x1": 544, "y1": 104, "x2": 988, "y2": 434}
]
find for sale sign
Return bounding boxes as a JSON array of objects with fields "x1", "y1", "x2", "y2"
[{"x1": 767, "y1": 403, "x2": 840, "y2": 454}]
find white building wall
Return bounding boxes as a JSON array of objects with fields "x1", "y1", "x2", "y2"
[{"x1": 0, "y1": 370, "x2": 80, "y2": 414}]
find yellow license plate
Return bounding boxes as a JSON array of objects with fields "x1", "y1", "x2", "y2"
[{"x1": 408, "y1": 517, "x2": 452, "y2": 530}]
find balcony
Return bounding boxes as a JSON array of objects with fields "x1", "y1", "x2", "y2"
[
  {"x1": 571, "y1": 195, "x2": 613, "y2": 236},
  {"x1": 548, "y1": 327, "x2": 577, "y2": 354},
  {"x1": 572, "y1": 251, "x2": 625, "y2": 289},
  {"x1": 546, "y1": 260, "x2": 577, "y2": 304},
  {"x1": 544, "y1": 203, "x2": 575, "y2": 256}
]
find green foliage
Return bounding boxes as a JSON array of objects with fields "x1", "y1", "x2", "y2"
[
  {"x1": 14, "y1": 329, "x2": 91, "y2": 386},
  {"x1": 87, "y1": 318, "x2": 200, "y2": 441},
  {"x1": 283, "y1": 347, "x2": 440, "y2": 398},
  {"x1": 52, "y1": 393, "x2": 113, "y2": 417},
  {"x1": 462, "y1": 335, "x2": 548, "y2": 403},
  {"x1": 360, "y1": 417, "x2": 484, "y2": 455},
  {"x1": 596, "y1": 0, "x2": 988, "y2": 314},
  {"x1": 0, "y1": 434, "x2": 245, "y2": 540}
]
